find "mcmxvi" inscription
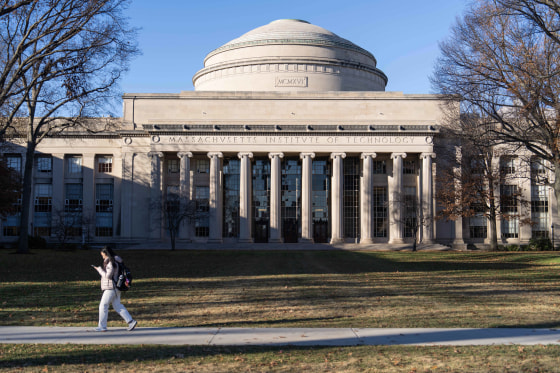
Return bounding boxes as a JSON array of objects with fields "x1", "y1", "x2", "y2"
[{"x1": 275, "y1": 76, "x2": 308, "y2": 87}]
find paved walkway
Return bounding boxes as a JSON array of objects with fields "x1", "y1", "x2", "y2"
[{"x1": 1, "y1": 327, "x2": 559, "y2": 346}]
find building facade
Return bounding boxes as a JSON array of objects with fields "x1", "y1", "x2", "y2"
[{"x1": 1, "y1": 19, "x2": 558, "y2": 248}]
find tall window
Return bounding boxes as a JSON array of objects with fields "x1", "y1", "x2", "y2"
[
  {"x1": 34, "y1": 183, "x2": 52, "y2": 236},
  {"x1": 403, "y1": 159, "x2": 416, "y2": 174},
  {"x1": 196, "y1": 159, "x2": 209, "y2": 174},
  {"x1": 223, "y1": 158, "x2": 240, "y2": 238},
  {"x1": 167, "y1": 159, "x2": 179, "y2": 174},
  {"x1": 469, "y1": 202, "x2": 487, "y2": 238},
  {"x1": 95, "y1": 184, "x2": 113, "y2": 236},
  {"x1": 252, "y1": 158, "x2": 270, "y2": 243},
  {"x1": 501, "y1": 184, "x2": 519, "y2": 238},
  {"x1": 281, "y1": 158, "x2": 301, "y2": 242},
  {"x1": 343, "y1": 157, "x2": 360, "y2": 239},
  {"x1": 531, "y1": 184, "x2": 549, "y2": 238},
  {"x1": 6, "y1": 155, "x2": 21, "y2": 174},
  {"x1": 470, "y1": 157, "x2": 485, "y2": 175},
  {"x1": 3, "y1": 155, "x2": 22, "y2": 236},
  {"x1": 98, "y1": 156, "x2": 112, "y2": 173},
  {"x1": 312, "y1": 159, "x2": 330, "y2": 243},
  {"x1": 403, "y1": 186, "x2": 417, "y2": 238},
  {"x1": 500, "y1": 157, "x2": 515, "y2": 175},
  {"x1": 195, "y1": 186, "x2": 209, "y2": 237},
  {"x1": 36, "y1": 156, "x2": 52, "y2": 173},
  {"x1": 67, "y1": 156, "x2": 82, "y2": 175},
  {"x1": 373, "y1": 186, "x2": 388, "y2": 237},
  {"x1": 373, "y1": 160, "x2": 386, "y2": 174},
  {"x1": 65, "y1": 183, "x2": 83, "y2": 236}
]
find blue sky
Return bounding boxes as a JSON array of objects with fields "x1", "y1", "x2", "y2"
[{"x1": 121, "y1": 0, "x2": 467, "y2": 95}]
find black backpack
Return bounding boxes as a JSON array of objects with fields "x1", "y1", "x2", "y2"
[{"x1": 114, "y1": 261, "x2": 132, "y2": 291}]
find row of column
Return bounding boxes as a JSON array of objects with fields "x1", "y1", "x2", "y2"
[{"x1": 147, "y1": 151, "x2": 436, "y2": 244}]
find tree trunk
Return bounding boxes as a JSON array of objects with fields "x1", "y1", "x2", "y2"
[
  {"x1": 554, "y1": 161, "x2": 560, "y2": 248},
  {"x1": 17, "y1": 141, "x2": 36, "y2": 254},
  {"x1": 488, "y1": 189, "x2": 499, "y2": 251}
]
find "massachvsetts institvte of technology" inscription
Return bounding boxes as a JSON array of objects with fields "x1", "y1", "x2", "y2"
[{"x1": 152, "y1": 135, "x2": 432, "y2": 145}]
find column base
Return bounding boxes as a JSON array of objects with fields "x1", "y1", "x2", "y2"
[
  {"x1": 330, "y1": 238, "x2": 344, "y2": 245},
  {"x1": 360, "y1": 238, "x2": 374, "y2": 244},
  {"x1": 298, "y1": 238, "x2": 314, "y2": 243},
  {"x1": 269, "y1": 238, "x2": 283, "y2": 243},
  {"x1": 421, "y1": 239, "x2": 434, "y2": 244},
  {"x1": 238, "y1": 238, "x2": 254, "y2": 244},
  {"x1": 388, "y1": 238, "x2": 406, "y2": 244},
  {"x1": 206, "y1": 239, "x2": 223, "y2": 244}
]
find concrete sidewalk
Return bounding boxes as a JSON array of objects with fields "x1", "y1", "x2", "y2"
[{"x1": 1, "y1": 327, "x2": 559, "y2": 346}]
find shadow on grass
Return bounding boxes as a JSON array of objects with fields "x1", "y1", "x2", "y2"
[{"x1": 1, "y1": 249, "x2": 553, "y2": 283}]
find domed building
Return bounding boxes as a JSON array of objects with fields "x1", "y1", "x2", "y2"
[
  {"x1": 2, "y1": 20, "x2": 555, "y2": 249},
  {"x1": 193, "y1": 19, "x2": 387, "y2": 92}
]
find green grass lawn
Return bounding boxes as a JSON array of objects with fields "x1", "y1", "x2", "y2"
[{"x1": 1, "y1": 248, "x2": 560, "y2": 372}]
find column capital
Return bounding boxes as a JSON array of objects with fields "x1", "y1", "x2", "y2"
[
  {"x1": 420, "y1": 152, "x2": 436, "y2": 159},
  {"x1": 361, "y1": 152, "x2": 377, "y2": 159},
  {"x1": 177, "y1": 151, "x2": 193, "y2": 158},
  {"x1": 268, "y1": 152, "x2": 284, "y2": 159},
  {"x1": 207, "y1": 152, "x2": 223, "y2": 159},
  {"x1": 391, "y1": 152, "x2": 407, "y2": 159},
  {"x1": 238, "y1": 152, "x2": 253, "y2": 159},
  {"x1": 299, "y1": 152, "x2": 315, "y2": 159},
  {"x1": 330, "y1": 152, "x2": 346, "y2": 159},
  {"x1": 147, "y1": 151, "x2": 163, "y2": 159}
]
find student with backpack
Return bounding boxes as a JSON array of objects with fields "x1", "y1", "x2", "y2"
[{"x1": 91, "y1": 247, "x2": 137, "y2": 332}]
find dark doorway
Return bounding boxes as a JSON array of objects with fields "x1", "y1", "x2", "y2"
[
  {"x1": 313, "y1": 219, "x2": 329, "y2": 243},
  {"x1": 254, "y1": 218, "x2": 269, "y2": 243},
  {"x1": 283, "y1": 218, "x2": 299, "y2": 243}
]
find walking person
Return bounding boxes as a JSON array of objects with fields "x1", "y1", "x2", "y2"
[{"x1": 92, "y1": 247, "x2": 137, "y2": 332}]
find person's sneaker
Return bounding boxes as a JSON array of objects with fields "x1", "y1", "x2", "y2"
[
  {"x1": 127, "y1": 320, "x2": 137, "y2": 331},
  {"x1": 93, "y1": 327, "x2": 107, "y2": 332}
]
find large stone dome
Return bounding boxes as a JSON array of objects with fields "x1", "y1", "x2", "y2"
[{"x1": 192, "y1": 19, "x2": 387, "y2": 92}]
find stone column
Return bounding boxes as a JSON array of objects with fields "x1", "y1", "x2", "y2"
[
  {"x1": 360, "y1": 153, "x2": 377, "y2": 244},
  {"x1": 330, "y1": 153, "x2": 346, "y2": 244},
  {"x1": 421, "y1": 153, "x2": 436, "y2": 244},
  {"x1": 51, "y1": 153, "x2": 65, "y2": 210},
  {"x1": 148, "y1": 152, "x2": 164, "y2": 240},
  {"x1": 207, "y1": 152, "x2": 223, "y2": 243},
  {"x1": 121, "y1": 152, "x2": 135, "y2": 238},
  {"x1": 300, "y1": 152, "x2": 315, "y2": 242},
  {"x1": 82, "y1": 154, "x2": 96, "y2": 238},
  {"x1": 112, "y1": 153, "x2": 122, "y2": 237},
  {"x1": 238, "y1": 152, "x2": 254, "y2": 243},
  {"x1": 51, "y1": 154, "x2": 65, "y2": 237},
  {"x1": 389, "y1": 153, "x2": 406, "y2": 244},
  {"x1": 452, "y1": 147, "x2": 466, "y2": 249},
  {"x1": 519, "y1": 157, "x2": 532, "y2": 244},
  {"x1": 178, "y1": 152, "x2": 193, "y2": 240},
  {"x1": 269, "y1": 152, "x2": 284, "y2": 243}
]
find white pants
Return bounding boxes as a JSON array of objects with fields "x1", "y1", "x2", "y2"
[{"x1": 98, "y1": 289, "x2": 133, "y2": 329}]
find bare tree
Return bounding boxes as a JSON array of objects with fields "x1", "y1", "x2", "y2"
[
  {"x1": 432, "y1": 0, "x2": 560, "y2": 216},
  {"x1": 157, "y1": 191, "x2": 206, "y2": 251},
  {"x1": 51, "y1": 206, "x2": 82, "y2": 250},
  {"x1": 0, "y1": 0, "x2": 32, "y2": 17},
  {"x1": 435, "y1": 115, "x2": 528, "y2": 250},
  {"x1": 0, "y1": 0, "x2": 138, "y2": 253},
  {"x1": 390, "y1": 190, "x2": 433, "y2": 251}
]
